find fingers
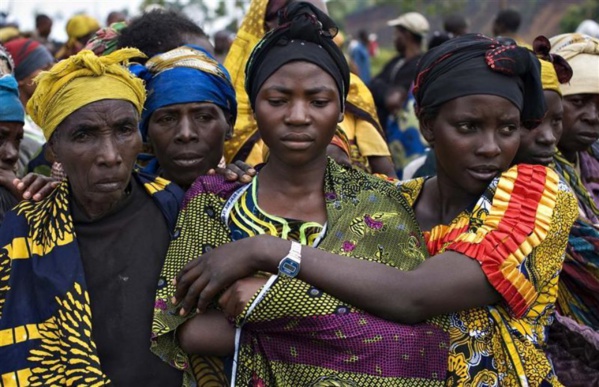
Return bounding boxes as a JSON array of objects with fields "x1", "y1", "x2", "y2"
[
  {"x1": 173, "y1": 260, "x2": 203, "y2": 306},
  {"x1": 218, "y1": 285, "x2": 246, "y2": 318},
  {"x1": 22, "y1": 176, "x2": 58, "y2": 201},
  {"x1": 217, "y1": 287, "x2": 234, "y2": 317},
  {"x1": 15, "y1": 173, "x2": 36, "y2": 193},
  {"x1": 174, "y1": 257, "x2": 221, "y2": 315},
  {"x1": 214, "y1": 167, "x2": 239, "y2": 182},
  {"x1": 175, "y1": 268, "x2": 209, "y2": 316},
  {"x1": 233, "y1": 161, "x2": 256, "y2": 183},
  {"x1": 209, "y1": 162, "x2": 256, "y2": 183},
  {"x1": 14, "y1": 174, "x2": 60, "y2": 201}
]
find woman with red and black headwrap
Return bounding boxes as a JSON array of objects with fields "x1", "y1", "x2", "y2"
[{"x1": 172, "y1": 33, "x2": 578, "y2": 386}]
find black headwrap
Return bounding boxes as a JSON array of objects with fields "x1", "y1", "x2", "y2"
[
  {"x1": 413, "y1": 34, "x2": 546, "y2": 129},
  {"x1": 245, "y1": 2, "x2": 350, "y2": 112}
]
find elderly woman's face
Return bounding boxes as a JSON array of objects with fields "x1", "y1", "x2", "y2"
[
  {"x1": 148, "y1": 102, "x2": 231, "y2": 189},
  {"x1": 50, "y1": 99, "x2": 141, "y2": 218},
  {"x1": 422, "y1": 94, "x2": 521, "y2": 196},
  {"x1": 0, "y1": 121, "x2": 23, "y2": 172},
  {"x1": 560, "y1": 93, "x2": 599, "y2": 154},
  {"x1": 254, "y1": 61, "x2": 342, "y2": 168}
]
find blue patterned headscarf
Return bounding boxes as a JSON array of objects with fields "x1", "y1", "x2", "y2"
[
  {"x1": 130, "y1": 45, "x2": 237, "y2": 142},
  {"x1": 0, "y1": 74, "x2": 24, "y2": 123}
]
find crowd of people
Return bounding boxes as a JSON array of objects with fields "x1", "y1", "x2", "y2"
[{"x1": 0, "y1": 0, "x2": 598, "y2": 386}]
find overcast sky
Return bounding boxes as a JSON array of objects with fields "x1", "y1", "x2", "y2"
[
  {"x1": 3, "y1": 0, "x2": 247, "y2": 43},
  {"x1": 2, "y1": 0, "x2": 143, "y2": 41}
]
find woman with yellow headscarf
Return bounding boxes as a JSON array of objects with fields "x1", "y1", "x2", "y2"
[
  {"x1": 55, "y1": 14, "x2": 100, "y2": 60},
  {"x1": 0, "y1": 48, "x2": 185, "y2": 385}
]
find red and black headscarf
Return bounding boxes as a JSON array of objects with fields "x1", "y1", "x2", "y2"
[{"x1": 413, "y1": 34, "x2": 546, "y2": 129}]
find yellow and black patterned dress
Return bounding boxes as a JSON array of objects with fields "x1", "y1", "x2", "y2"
[
  {"x1": 0, "y1": 172, "x2": 182, "y2": 386},
  {"x1": 152, "y1": 159, "x2": 452, "y2": 386},
  {"x1": 398, "y1": 164, "x2": 579, "y2": 386}
]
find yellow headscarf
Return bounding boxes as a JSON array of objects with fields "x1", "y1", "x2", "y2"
[
  {"x1": 549, "y1": 33, "x2": 599, "y2": 96},
  {"x1": 66, "y1": 15, "x2": 100, "y2": 45},
  {"x1": 27, "y1": 48, "x2": 147, "y2": 140},
  {"x1": 539, "y1": 59, "x2": 561, "y2": 95},
  {"x1": 0, "y1": 26, "x2": 20, "y2": 44}
]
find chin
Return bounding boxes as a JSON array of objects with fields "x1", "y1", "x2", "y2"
[{"x1": 175, "y1": 172, "x2": 204, "y2": 189}]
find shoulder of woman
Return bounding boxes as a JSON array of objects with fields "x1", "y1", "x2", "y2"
[
  {"x1": 495, "y1": 164, "x2": 559, "y2": 196},
  {"x1": 182, "y1": 174, "x2": 244, "y2": 205},
  {"x1": 490, "y1": 164, "x2": 578, "y2": 230}
]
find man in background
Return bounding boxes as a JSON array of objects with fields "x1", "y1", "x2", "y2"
[{"x1": 369, "y1": 11, "x2": 429, "y2": 130}]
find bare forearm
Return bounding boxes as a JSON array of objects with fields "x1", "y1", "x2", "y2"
[
  {"x1": 257, "y1": 236, "x2": 500, "y2": 323},
  {"x1": 368, "y1": 156, "x2": 398, "y2": 178},
  {"x1": 177, "y1": 309, "x2": 235, "y2": 356}
]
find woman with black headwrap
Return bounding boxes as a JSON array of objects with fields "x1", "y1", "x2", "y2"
[
  {"x1": 173, "y1": 32, "x2": 579, "y2": 385},
  {"x1": 152, "y1": 3, "x2": 449, "y2": 386}
]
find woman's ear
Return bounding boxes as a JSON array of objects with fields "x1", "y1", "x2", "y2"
[
  {"x1": 46, "y1": 138, "x2": 58, "y2": 163},
  {"x1": 225, "y1": 114, "x2": 234, "y2": 140},
  {"x1": 419, "y1": 117, "x2": 435, "y2": 147},
  {"x1": 338, "y1": 112, "x2": 344, "y2": 123},
  {"x1": 225, "y1": 122, "x2": 233, "y2": 140}
]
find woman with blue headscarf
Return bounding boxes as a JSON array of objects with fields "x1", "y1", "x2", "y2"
[{"x1": 131, "y1": 45, "x2": 237, "y2": 190}]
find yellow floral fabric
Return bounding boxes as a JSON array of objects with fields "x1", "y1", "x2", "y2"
[{"x1": 398, "y1": 164, "x2": 578, "y2": 386}]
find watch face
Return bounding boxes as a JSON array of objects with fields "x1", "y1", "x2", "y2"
[{"x1": 280, "y1": 257, "x2": 300, "y2": 277}]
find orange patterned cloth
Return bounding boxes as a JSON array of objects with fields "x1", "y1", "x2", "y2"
[{"x1": 399, "y1": 164, "x2": 579, "y2": 386}]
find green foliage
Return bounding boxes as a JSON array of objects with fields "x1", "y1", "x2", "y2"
[
  {"x1": 371, "y1": 47, "x2": 396, "y2": 76},
  {"x1": 560, "y1": 0, "x2": 599, "y2": 33},
  {"x1": 327, "y1": 0, "x2": 468, "y2": 30}
]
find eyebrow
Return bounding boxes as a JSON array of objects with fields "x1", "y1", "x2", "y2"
[
  {"x1": 112, "y1": 117, "x2": 138, "y2": 127},
  {"x1": 0, "y1": 128, "x2": 22, "y2": 138},
  {"x1": 72, "y1": 123, "x2": 99, "y2": 133},
  {"x1": 73, "y1": 117, "x2": 137, "y2": 132},
  {"x1": 264, "y1": 85, "x2": 337, "y2": 95},
  {"x1": 155, "y1": 104, "x2": 218, "y2": 114}
]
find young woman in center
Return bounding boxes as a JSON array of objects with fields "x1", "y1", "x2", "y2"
[
  {"x1": 152, "y1": 3, "x2": 452, "y2": 386},
  {"x1": 173, "y1": 31, "x2": 579, "y2": 385}
]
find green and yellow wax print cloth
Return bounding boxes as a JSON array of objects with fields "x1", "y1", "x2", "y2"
[
  {"x1": 152, "y1": 159, "x2": 453, "y2": 386},
  {"x1": 399, "y1": 164, "x2": 578, "y2": 386},
  {"x1": 0, "y1": 172, "x2": 182, "y2": 386}
]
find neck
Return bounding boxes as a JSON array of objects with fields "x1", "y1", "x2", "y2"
[
  {"x1": 433, "y1": 169, "x2": 481, "y2": 225},
  {"x1": 558, "y1": 146, "x2": 578, "y2": 164},
  {"x1": 71, "y1": 185, "x2": 130, "y2": 221},
  {"x1": 258, "y1": 155, "x2": 327, "y2": 197},
  {"x1": 403, "y1": 44, "x2": 421, "y2": 60}
]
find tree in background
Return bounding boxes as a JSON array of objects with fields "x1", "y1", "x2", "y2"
[
  {"x1": 560, "y1": 0, "x2": 599, "y2": 33},
  {"x1": 138, "y1": 0, "x2": 246, "y2": 33}
]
